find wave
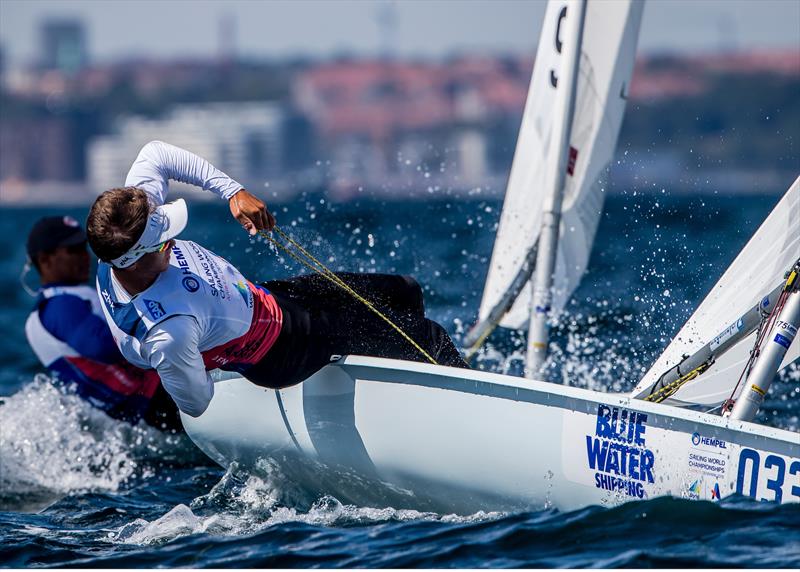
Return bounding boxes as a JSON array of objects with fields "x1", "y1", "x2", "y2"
[
  {"x1": 109, "y1": 461, "x2": 503, "y2": 547},
  {"x1": 100, "y1": 482, "x2": 800, "y2": 567},
  {"x1": 0, "y1": 376, "x2": 202, "y2": 511}
]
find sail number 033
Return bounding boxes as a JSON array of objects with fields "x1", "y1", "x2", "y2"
[{"x1": 736, "y1": 448, "x2": 800, "y2": 503}]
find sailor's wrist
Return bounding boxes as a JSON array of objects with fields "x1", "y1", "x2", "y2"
[{"x1": 225, "y1": 187, "x2": 245, "y2": 202}]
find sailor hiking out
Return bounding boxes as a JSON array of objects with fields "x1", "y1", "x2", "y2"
[
  {"x1": 24, "y1": 215, "x2": 181, "y2": 430},
  {"x1": 86, "y1": 141, "x2": 467, "y2": 418}
]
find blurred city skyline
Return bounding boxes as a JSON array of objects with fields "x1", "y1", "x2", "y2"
[
  {"x1": 1, "y1": 0, "x2": 799, "y2": 68},
  {"x1": 1, "y1": 0, "x2": 798, "y2": 204}
]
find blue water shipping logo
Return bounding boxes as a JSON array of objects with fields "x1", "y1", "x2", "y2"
[
  {"x1": 586, "y1": 405, "x2": 655, "y2": 499},
  {"x1": 144, "y1": 299, "x2": 166, "y2": 320}
]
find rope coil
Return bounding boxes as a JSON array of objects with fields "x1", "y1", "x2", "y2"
[{"x1": 644, "y1": 362, "x2": 712, "y2": 403}]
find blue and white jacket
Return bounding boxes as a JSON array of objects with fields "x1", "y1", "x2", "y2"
[{"x1": 25, "y1": 283, "x2": 165, "y2": 423}]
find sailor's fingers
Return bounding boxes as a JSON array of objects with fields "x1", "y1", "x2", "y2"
[
  {"x1": 229, "y1": 190, "x2": 271, "y2": 235},
  {"x1": 255, "y1": 205, "x2": 276, "y2": 232},
  {"x1": 230, "y1": 205, "x2": 255, "y2": 235},
  {"x1": 249, "y1": 198, "x2": 276, "y2": 232}
]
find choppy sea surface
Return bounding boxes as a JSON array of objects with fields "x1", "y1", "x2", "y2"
[{"x1": 1, "y1": 189, "x2": 798, "y2": 568}]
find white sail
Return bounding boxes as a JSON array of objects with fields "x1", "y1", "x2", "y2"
[
  {"x1": 479, "y1": 0, "x2": 643, "y2": 329},
  {"x1": 633, "y1": 176, "x2": 800, "y2": 407}
]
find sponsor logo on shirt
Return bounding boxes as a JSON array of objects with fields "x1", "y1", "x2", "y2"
[
  {"x1": 144, "y1": 299, "x2": 166, "y2": 320},
  {"x1": 235, "y1": 280, "x2": 253, "y2": 307},
  {"x1": 101, "y1": 289, "x2": 114, "y2": 312},
  {"x1": 182, "y1": 276, "x2": 200, "y2": 292}
]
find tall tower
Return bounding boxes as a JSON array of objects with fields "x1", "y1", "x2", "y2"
[
  {"x1": 218, "y1": 12, "x2": 237, "y2": 65},
  {"x1": 40, "y1": 18, "x2": 87, "y2": 74},
  {"x1": 376, "y1": 0, "x2": 398, "y2": 62},
  {"x1": 375, "y1": 0, "x2": 399, "y2": 178},
  {"x1": 0, "y1": 44, "x2": 6, "y2": 89}
]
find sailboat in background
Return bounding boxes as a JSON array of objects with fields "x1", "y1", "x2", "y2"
[
  {"x1": 466, "y1": 0, "x2": 643, "y2": 376},
  {"x1": 180, "y1": 0, "x2": 800, "y2": 513}
]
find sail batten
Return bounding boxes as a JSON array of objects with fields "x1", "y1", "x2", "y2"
[{"x1": 478, "y1": 0, "x2": 643, "y2": 331}]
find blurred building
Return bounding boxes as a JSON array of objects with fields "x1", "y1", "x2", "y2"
[
  {"x1": 2, "y1": 48, "x2": 797, "y2": 204},
  {"x1": 0, "y1": 118, "x2": 73, "y2": 180},
  {"x1": 291, "y1": 58, "x2": 530, "y2": 196},
  {"x1": 40, "y1": 19, "x2": 88, "y2": 74},
  {"x1": 88, "y1": 102, "x2": 312, "y2": 196}
]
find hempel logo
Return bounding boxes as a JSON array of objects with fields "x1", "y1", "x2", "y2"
[
  {"x1": 182, "y1": 276, "x2": 200, "y2": 292},
  {"x1": 691, "y1": 432, "x2": 727, "y2": 449}
]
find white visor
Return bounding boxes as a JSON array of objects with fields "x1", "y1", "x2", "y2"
[{"x1": 110, "y1": 199, "x2": 188, "y2": 268}]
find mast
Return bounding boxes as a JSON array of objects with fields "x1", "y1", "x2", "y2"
[
  {"x1": 730, "y1": 271, "x2": 800, "y2": 422},
  {"x1": 525, "y1": 0, "x2": 587, "y2": 379}
]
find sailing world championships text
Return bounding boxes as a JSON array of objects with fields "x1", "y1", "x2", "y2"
[{"x1": 586, "y1": 405, "x2": 655, "y2": 499}]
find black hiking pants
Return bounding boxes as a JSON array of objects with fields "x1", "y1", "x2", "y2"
[{"x1": 243, "y1": 273, "x2": 468, "y2": 389}]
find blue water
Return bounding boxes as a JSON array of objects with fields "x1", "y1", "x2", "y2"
[{"x1": 1, "y1": 190, "x2": 798, "y2": 567}]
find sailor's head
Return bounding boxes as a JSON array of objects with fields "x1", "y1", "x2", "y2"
[
  {"x1": 86, "y1": 187, "x2": 187, "y2": 274},
  {"x1": 26, "y1": 215, "x2": 90, "y2": 284}
]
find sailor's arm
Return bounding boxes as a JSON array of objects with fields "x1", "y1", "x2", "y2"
[
  {"x1": 38, "y1": 294, "x2": 123, "y2": 364},
  {"x1": 125, "y1": 140, "x2": 274, "y2": 235},
  {"x1": 141, "y1": 315, "x2": 214, "y2": 418}
]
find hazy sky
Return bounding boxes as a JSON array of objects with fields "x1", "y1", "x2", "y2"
[{"x1": 1, "y1": 0, "x2": 798, "y2": 67}]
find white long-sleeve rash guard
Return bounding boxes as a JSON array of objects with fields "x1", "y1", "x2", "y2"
[
  {"x1": 112, "y1": 140, "x2": 245, "y2": 417},
  {"x1": 125, "y1": 140, "x2": 243, "y2": 203}
]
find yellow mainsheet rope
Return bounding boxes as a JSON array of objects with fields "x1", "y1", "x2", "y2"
[
  {"x1": 258, "y1": 226, "x2": 439, "y2": 365},
  {"x1": 464, "y1": 325, "x2": 495, "y2": 363}
]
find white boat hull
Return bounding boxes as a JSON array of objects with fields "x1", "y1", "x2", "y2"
[{"x1": 183, "y1": 356, "x2": 800, "y2": 513}]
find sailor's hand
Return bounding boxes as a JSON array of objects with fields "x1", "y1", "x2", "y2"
[{"x1": 229, "y1": 189, "x2": 276, "y2": 236}]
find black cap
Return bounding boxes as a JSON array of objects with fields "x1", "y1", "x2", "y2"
[{"x1": 26, "y1": 215, "x2": 87, "y2": 260}]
